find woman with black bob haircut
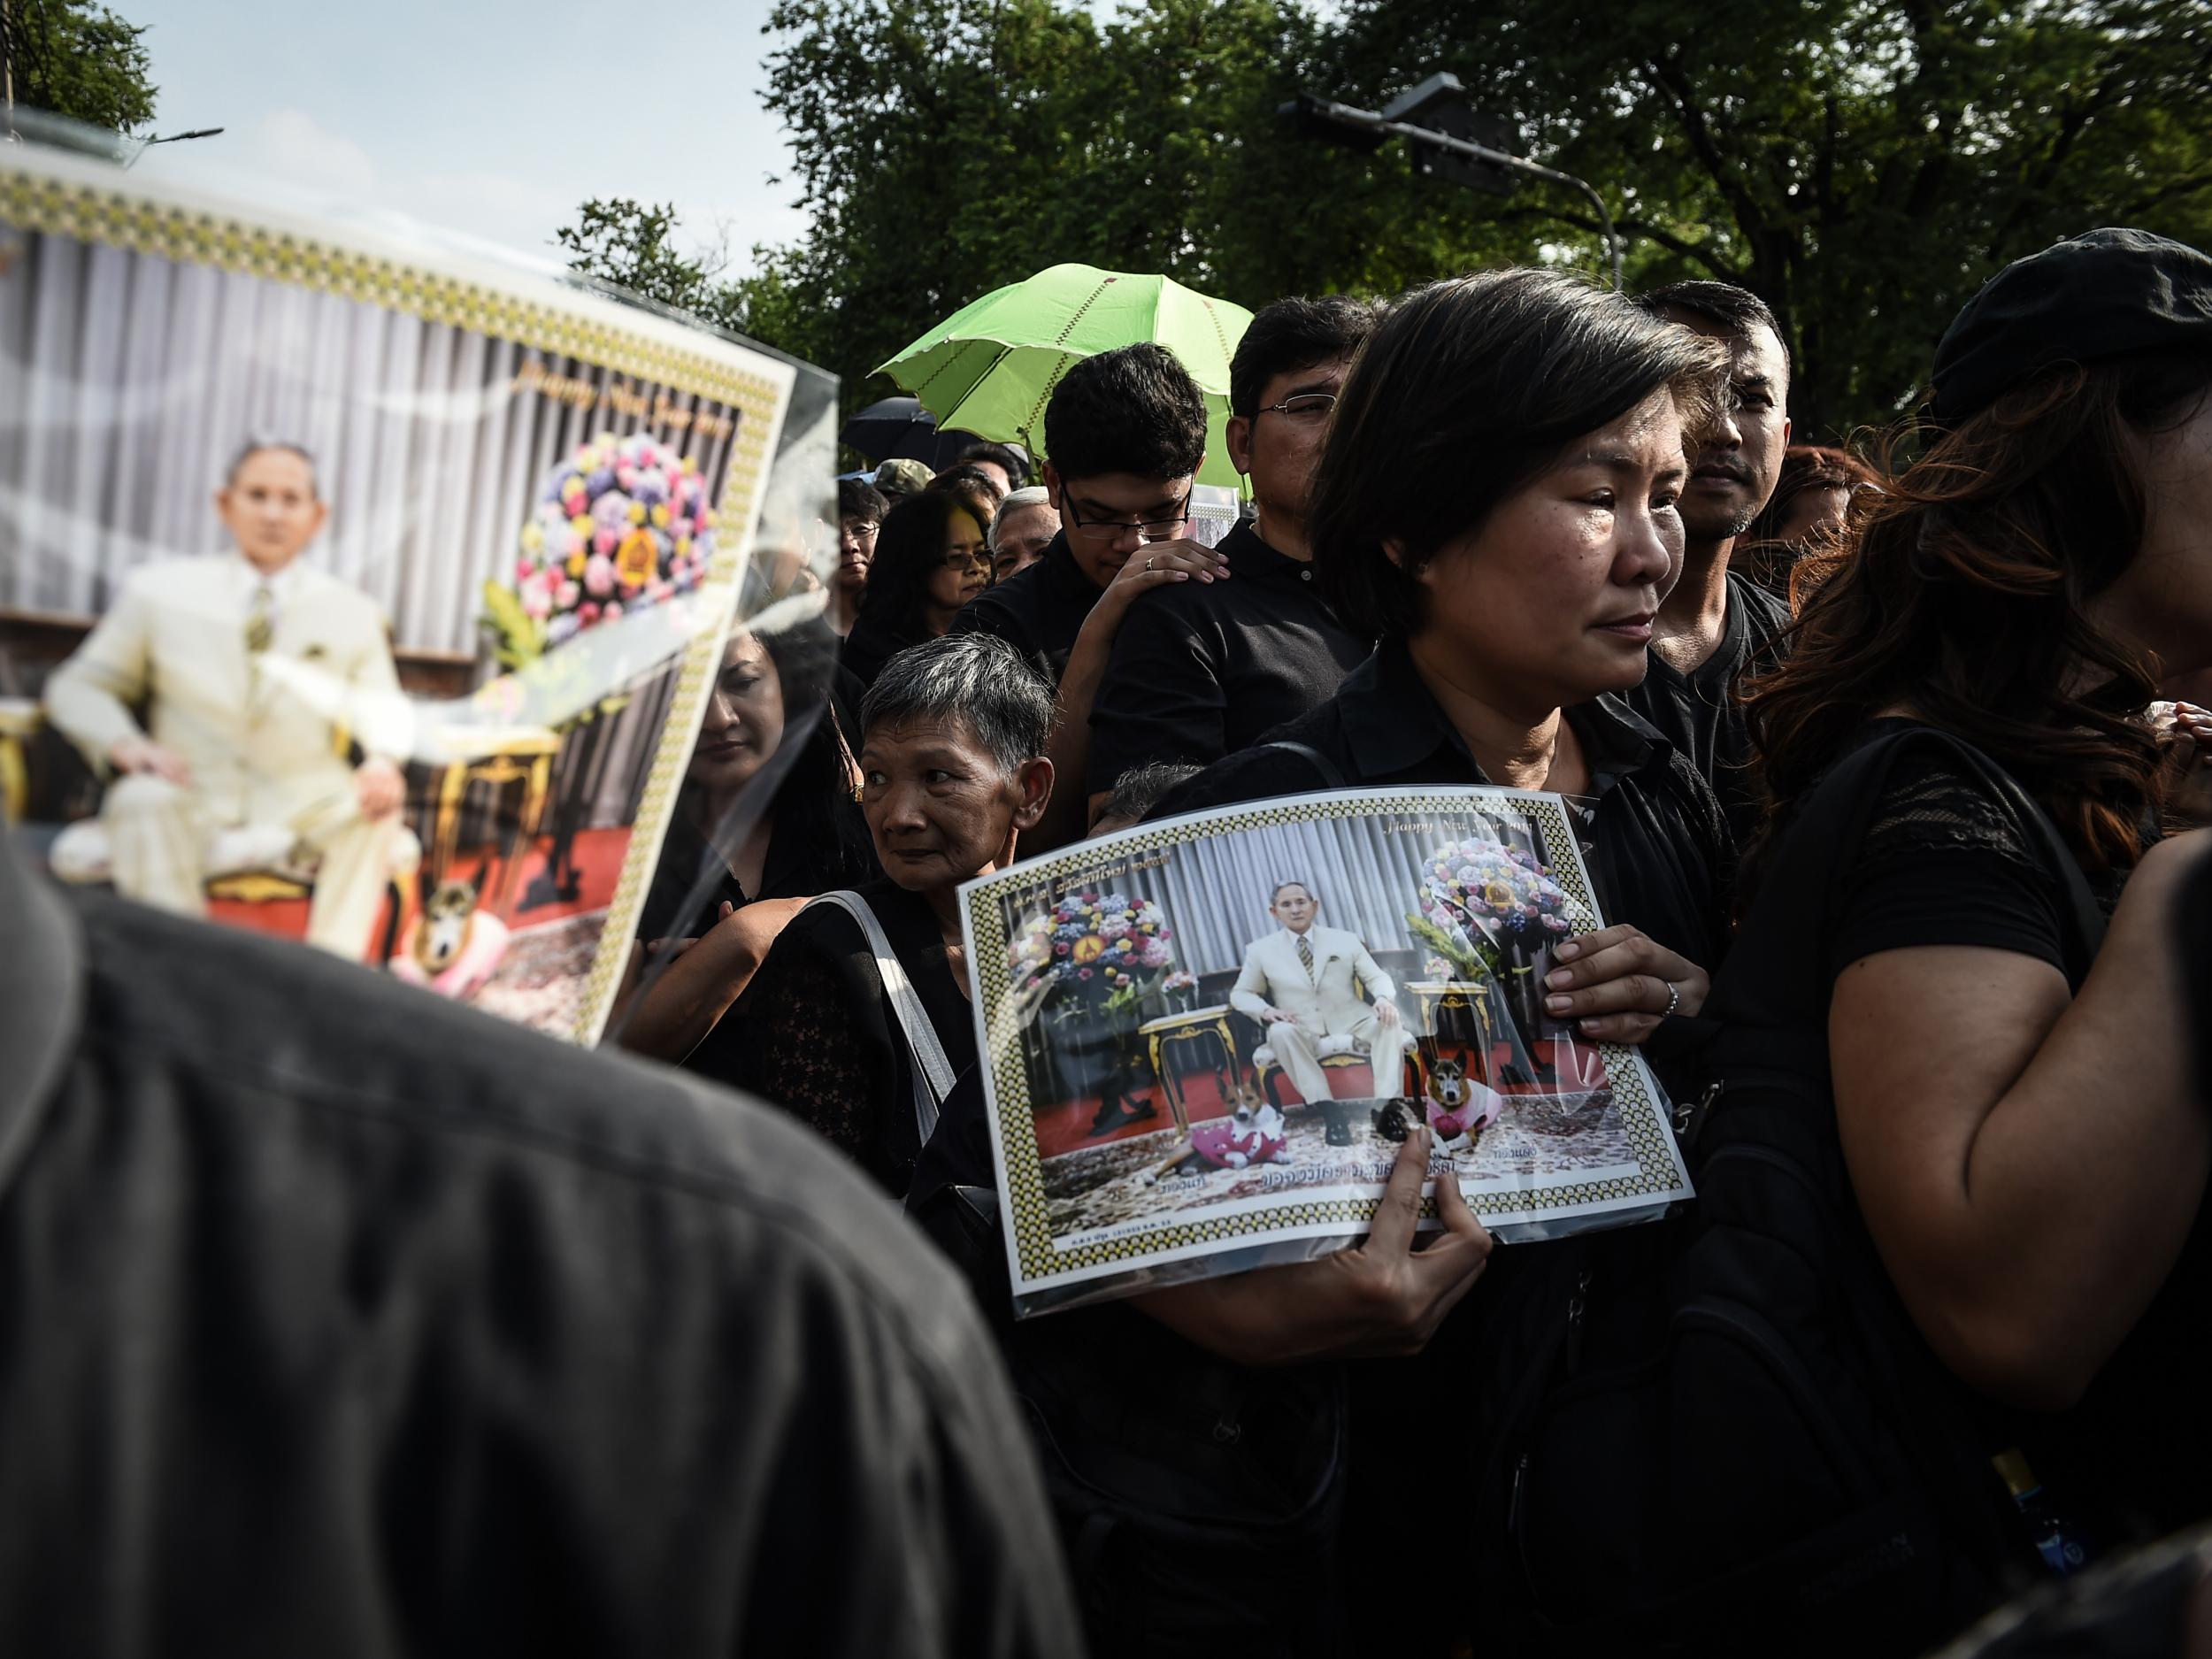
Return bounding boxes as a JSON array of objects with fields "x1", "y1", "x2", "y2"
[
  {"x1": 840, "y1": 486, "x2": 992, "y2": 692},
  {"x1": 1714, "y1": 230, "x2": 2212, "y2": 1541}
]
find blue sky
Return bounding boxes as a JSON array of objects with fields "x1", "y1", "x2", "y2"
[{"x1": 126, "y1": 0, "x2": 809, "y2": 273}]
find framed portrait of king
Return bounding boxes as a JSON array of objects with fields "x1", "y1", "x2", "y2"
[{"x1": 0, "y1": 127, "x2": 837, "y2": 1044}]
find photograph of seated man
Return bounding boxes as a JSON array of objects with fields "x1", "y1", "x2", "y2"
[
  {"x1": 43, "y1": 440, "x2": 410, "y2": 960},
  {"x1": 1229, "y1": 879, "x2": 1412, "y2": 1108}
]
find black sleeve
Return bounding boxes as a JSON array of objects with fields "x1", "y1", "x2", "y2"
[
  {"x1": 1085, "y1": 595, "x2": 1228, "y2": 795},
  {"x1": 951, "y1": 592, "x2": 1033, "y2": 659},
  {"x1": 1824, "y1": 753, "x2": 2070, "y2": 984},
  {"x1": 687, "y1": 916, "x2": 901, "y2": 1188}
]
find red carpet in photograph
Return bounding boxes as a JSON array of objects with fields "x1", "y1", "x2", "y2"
[{"x1": 208, "y1": 826, "x2": 635, "y2": 956}]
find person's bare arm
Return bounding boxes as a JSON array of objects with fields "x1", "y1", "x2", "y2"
[
  {"x1": 1830, "y1": 830, "x2": 2212, "y2": 1409},
  {"x1": 1137, "y1": 1126, "x2": 1493, "y2": 1364},
  {"x1": 1026, "y1": 539, "x2": 1226, "y2": 852},
  {"x1": 615, "y1": 898, "x2": 808, "y2": 1062}
]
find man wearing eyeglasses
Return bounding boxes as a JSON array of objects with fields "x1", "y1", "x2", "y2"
[
  {"x1": 828, "y1": 476, "x2": 887, "y2": 639},
  {"x1": 952, "y1": 342, "x2": 1218, "y2": 690},
  {"x1": 1082, "y1": 297, "x2": 1379, "y2": 826}
]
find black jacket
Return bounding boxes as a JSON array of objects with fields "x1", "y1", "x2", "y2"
[{"x1": 0, "y1": 841, "x2": 1079, "y2": 1656}]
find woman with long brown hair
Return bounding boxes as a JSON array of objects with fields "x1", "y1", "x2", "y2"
[{"x1": 1723, "y1": 228, "x2": 2212, "y2": 1532}]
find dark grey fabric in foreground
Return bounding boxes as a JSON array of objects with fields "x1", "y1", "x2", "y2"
[{"x1": 0, "y1": 838, "x2": 1079, "y2": 1658}]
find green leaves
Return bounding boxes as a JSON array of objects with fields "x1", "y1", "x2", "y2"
[
  {"x1": 479, "y1": 579, "x2": 542, "y2": 672},
  {"x1": 3, "y1": 0, "x2": 157, "y2": 134}
]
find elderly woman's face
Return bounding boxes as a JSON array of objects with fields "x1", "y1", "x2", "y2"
[
  {"x1": 859, "y1": 714, "x2": 1027, "y2": 892},
  {"x1": 1409, "y1": 388, "x2": 1686, "y2": 717},
  {"x1": 688, "y1": 633, "x2": 784, "y2": 797}
]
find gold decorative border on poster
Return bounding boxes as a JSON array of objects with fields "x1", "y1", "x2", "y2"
[
  {"x1": 967, "y1": 787, "x2": 1689, "y2": 1292},
  {"x1": 0, "y1": 152, "x2": 800, "y2": 1048}
]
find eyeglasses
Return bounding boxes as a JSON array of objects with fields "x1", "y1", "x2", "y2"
[
  {"x1": 840, "y1": 519, "x2": 879, "y2": 543},
  {"x1": 941, "y1": 549, "x2": 992, "y2": 574},
  {"x1": 1255, "y1": 392, "x2": 1337, "y2": 422},
  {"x1": 1063, "y1": 490, "x2": 1193, "y2": 543}
]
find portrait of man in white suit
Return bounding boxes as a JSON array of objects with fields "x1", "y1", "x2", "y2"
[
  {"x1": 1229, "y1": 879, "x2": 1411, "y2": 1103},
  {"x1": 44, "y1": 441, "x2": 411, "y2": 960}
]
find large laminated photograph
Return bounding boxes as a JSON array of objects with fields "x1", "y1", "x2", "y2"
[
  {"x1": 0, "y1": 137, "x2": 825, "y2": 1043},
  {"x1": 964, "y1": 785, "x2": 1696, "y2": 1315}
]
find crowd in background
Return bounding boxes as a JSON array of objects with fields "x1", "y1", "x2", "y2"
[{"x1": 12, "y1": 225, "x2": 2212, "y2": 1658}]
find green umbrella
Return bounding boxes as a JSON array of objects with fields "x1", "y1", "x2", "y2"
[{"x1": 872, "y1": 263, "x2": 1254, "y2": 490}]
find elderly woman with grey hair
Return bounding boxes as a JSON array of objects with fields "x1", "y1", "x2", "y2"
[{"x1": 687, "y1": 633, "x2": 1054, "y2": 1199}]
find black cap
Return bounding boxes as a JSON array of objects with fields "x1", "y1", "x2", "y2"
[{"x1": 1931, "y1": 227, "x2": 2212, "y2": 421}]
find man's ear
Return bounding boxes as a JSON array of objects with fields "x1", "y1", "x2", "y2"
[
  {"x1": 1041, "y1": 462, "x2": 1064, "y2": 518},
  {"x1": 1382, "y1": 536, "x2": 1408, "y2": 572},
  {"x1": 1011, "y1": 756, "x2": 1054, "y2": 830},
  {"x1": 1225, "y1": 413, "x2": 1253, "y2": 478}
]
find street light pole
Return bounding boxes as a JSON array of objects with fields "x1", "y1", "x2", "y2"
[
  {"x1": 1286, "y1": 88, "x2": 1625, "y2": 290},
  {"x1": 122, "y1": 127, "x2": 223, "y2": 167}
]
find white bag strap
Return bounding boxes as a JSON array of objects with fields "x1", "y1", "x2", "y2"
[{"x1": 809, "y1": 890, "x2": 956, "y2": 1142}]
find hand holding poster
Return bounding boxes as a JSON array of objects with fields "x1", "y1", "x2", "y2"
[
  {"x1": 0, "y1": 129, "x2": 836, "y2": 1044},
  {"x1": 963, "y1": 785, "x2": 1694, "y2": 1315}
]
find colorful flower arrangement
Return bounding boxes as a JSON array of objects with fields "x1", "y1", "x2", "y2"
[
  {"x1": 1407, "y1": 834, "x2": 1572, "y2": 984},
  {"x1": 483, "y1": 433, "x2": 716, "y2": 666},
  {"x1": 1009, "y1": 890, "x2": 1179, "y2": 1022}
]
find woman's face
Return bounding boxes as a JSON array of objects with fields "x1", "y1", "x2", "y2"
[
  {"x1": 923, "y1": 508, "x2": 990, "y2": 623},
  {"x1": 2101, "y1": 389, "x2": 2212, "y2": 679},
  {"x1": 687, "y1": 633, "x2": 785, "y2": 797},
  {"x1": 1408, "y1": 388, "x2": 1686, "y2": 719},
  {"x1": 860, "y1": 715, "x2": 1031, "y2": 894}
]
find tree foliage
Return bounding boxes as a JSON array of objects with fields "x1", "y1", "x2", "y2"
[
  {"x1": 2, "y1": 0, "x2": 157, "y2": 134},
  {"x1": 569, "y1": 0, "x2": 2212, "y2": 437}
]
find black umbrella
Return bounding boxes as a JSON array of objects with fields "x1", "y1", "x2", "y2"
[{"x1": 840, "y1": 396, "x2": 985, "y2": 470}]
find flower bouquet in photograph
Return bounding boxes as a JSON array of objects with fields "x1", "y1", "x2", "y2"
[
  {"x1": 1008, "y1": 891, "x2": 1178, "y2": 1133},
  {"x1": 1413, "y1": 834, "x2": 1571, "y2": 1050},
  {"x1": 482, "y1": 432, "x2": 717, "y2": 669}
]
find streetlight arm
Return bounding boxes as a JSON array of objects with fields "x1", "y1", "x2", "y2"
[{"x1": 1291, "y1": 94, "x2": 1624, "y2": 290}]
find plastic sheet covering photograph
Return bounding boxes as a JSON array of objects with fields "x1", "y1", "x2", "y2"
[
  {"x1": 962, "y1": 785, "x2": 1696, "y2": 1315},
  {"x1": 0, "y1": 132, "x2": 841, "y2": 1043}
]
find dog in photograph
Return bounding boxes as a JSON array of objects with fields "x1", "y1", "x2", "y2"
[
  {"x1": 1140, "y1": 1079, "x2": 1288, "y2": 1184},
  {"x1": 1422, "y1": 1053, "x2": 1506, "y2": 1152},
  {"x1": 389, "y1": 857, "x2": 511, "y2": 1001}
]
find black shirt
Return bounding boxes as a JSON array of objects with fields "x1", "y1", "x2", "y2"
[
  {"x1": 1621, "y1": 570, "x2": 1791, "y2": 849},
  {"x1": 1156, "y1": 638, "x2": 1733, "y2": 1017},
  {"x1": 1085, "y1": 519, "x2": 1369, "y2": 795},
  {"x1": 951, "y1": 532, "x2": 1099, "y2": 687},
  {"x1": 0, "y1": 841, "x2": 1080, "y2": 1655},
  {"x1": 687, "y1": 877, "x2": 974, "y2": 1199},
  {"x1": 838, "y1": 608, "x2": 919, "y2": 694}
]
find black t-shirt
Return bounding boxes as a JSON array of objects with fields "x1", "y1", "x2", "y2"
[
  {"x1": 1085, "y1": 520, "x2": 1369, "y2": 796},
  {"x1": 1712, "y1": 721, "x2": 2205, "y2": 1536},
  {"x1": 1621, "y1": 570, "x2": 1791, "y2": 850},
  {"x1": 687, "y1": 877, "x2": 975, "y2": 1200},
  {"x1": 950, "y1": 532, "x2": 1100, "y2": 687},
  {"x1": 1153, "y1": 638, "x2": 1734, "y2": 1085},
  {"x1": 638, "y1": 795, "x2": 878, "y2": 943},
  {"x1": 838, "y1": 609, "x2": 918, "y2": 694}
]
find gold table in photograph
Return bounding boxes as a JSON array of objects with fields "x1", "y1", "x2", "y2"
[
  {"x1": 0, "y1": 698, "x2": 40, "y2": 826},
  {"x1": 1407, "y1": 979, "x2": 1508, "y2": 1071},
  {"x1": 419, "y1": 724, "x2": 564, "y2": 910},
  {"x1": 1137, "y1": 1003, "x2": 1240, "y2": 1136}
]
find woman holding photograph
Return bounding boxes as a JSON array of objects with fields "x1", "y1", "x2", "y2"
[
  {"x1": 687, "y1": 633, "x2": 1053, "y2": 1199},
  {"x1": 839, "y1": 485, "x2": 995, "y2": 692},
  {"x1": 616, "y1": 618, "x2": 876, "y2": 1062}
]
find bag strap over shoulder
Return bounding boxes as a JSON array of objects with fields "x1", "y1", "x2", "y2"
[{"x1": 809, "y1": 889, "x2": 955, "y2": 1142}]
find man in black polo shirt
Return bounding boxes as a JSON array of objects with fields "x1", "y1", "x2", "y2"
[
  {"x1": 1621, "y1": 280, "x2": 1793, "y2": 848},
  {"x1": 952, "y1": 342, "x2": 1210, "y2": 686},
  {"x1": 1084, "y1": 296, "x2": 1379, "y2": 819}
]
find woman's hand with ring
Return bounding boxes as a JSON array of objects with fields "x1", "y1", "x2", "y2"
[{"x1": 1540, "y1": 923, "x2": 1708, "y2": 1044}]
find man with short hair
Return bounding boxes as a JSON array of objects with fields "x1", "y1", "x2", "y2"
[
  {"x1": 830, "y1": 476, "x2": 887, "y2": 638},
  {"x1": 988, "y1": 487, "x2": 1059, "y2": 585},
  {"x1": 1084, "y1": 296, "x2": 1378, "y2": 818},
  {"x1": 952, "y1": 440, "x2": 1030, "y2": 495},
  {"x1": 952, "y1": 342, "x2": 1211, "y2": 687},
  {"x1": 1622, "y1": 280, "x2": 1794, "y2": 847},
  {"x1": 1229, "y1": 879, "x2": 1411, "y2": 1109},
  {"x1": 45, "y1": 440, "x2": 410, "y2": 959}
]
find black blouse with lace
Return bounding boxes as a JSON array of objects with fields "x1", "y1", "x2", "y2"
[{"x1": 684, "y1": 877, "x2": 974, "y2": 1200}]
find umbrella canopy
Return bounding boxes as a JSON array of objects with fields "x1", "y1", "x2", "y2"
[
  {"x1": 838, "y1": 395, "x2": 990, "y2": 471},
  {"x1": 873, "y1": 265, "x2": 1254, "y2": 490}
]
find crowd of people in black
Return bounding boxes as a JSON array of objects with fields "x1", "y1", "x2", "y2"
[{"x1": 10, "y1": 225, "x2": 2212, "y2": 1656}]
